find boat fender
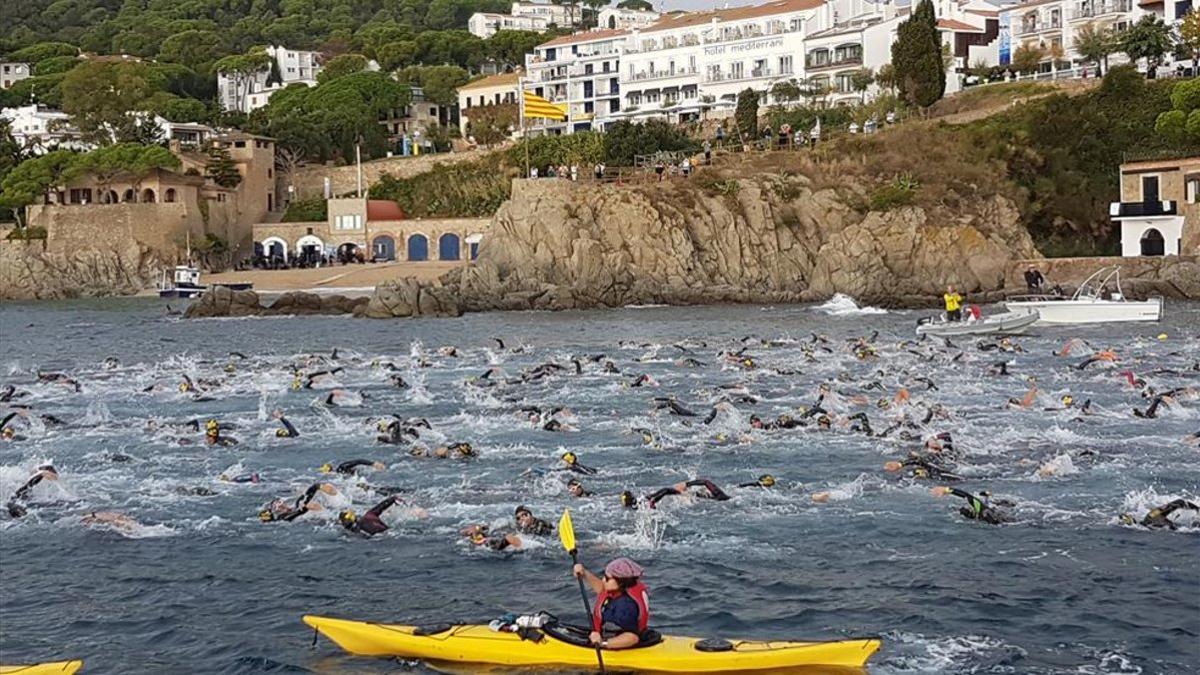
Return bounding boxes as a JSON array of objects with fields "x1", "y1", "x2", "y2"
[
  {"x1": 916, "y1": 317, "x2": 931, "y2": 326},
  {"x1": 694, "y1": 638, "x2": 734, "y2": 652},
  {"x1": 412, "y1": 624, "x2": 454, "y2": 636}
]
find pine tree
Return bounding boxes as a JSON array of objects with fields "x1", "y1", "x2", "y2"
[
  {"x1": 735, "y1": 88, "x2": 759, "y2": 140},
  {"x1": 891, "y1": 0, "x2": 945, "y2": 109},
  {"x1": 205, "y1": 145, "x2": 242, "y2": 188}
]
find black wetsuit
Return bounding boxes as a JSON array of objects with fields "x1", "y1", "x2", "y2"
[
  {"x1": 343, "y1": 496, "x2": 400, "y2": 536},
  {"x1": 1134, "y1": 396, "x2": 1167, "y2": 419},
  {"x1": 516, "y1": 516, "x2": 554, "y2": 536},
  {"x1": 335, "y1": 459, "x2": 379, "y2": 475},
  {"x1": 898, "y1": 455, "x2": 959, "y2": 480},
  {"x1": 946, "y1": 488, "x2": 1010, "y2": 524},
  {"x1": 276, "y1": 417, "x2": 299, "y2": 438},
  {"x1": 1140, "y1": 499, "x2": 1199, "y2": 530},
  {"x1": 6, "y1": 471, "x2": 51, "y2": 517},
  {"x1": 647, "y1": 479, "x2": 730, "y2": 508}
]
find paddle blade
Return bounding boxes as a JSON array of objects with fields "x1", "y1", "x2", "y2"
[{"x1": 558, "y1": 509, "x2": 576, "y2": 553}]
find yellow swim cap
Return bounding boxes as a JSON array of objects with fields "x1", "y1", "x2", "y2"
[
  {"x1": 1061, "y1": 395, "x2": 1074, "y2": 406},
  {"x1": 1157, "y1": 333, "x2": 1168, "y2": 341},
  {"x1": 339, "y1": 510, "x2": 356, "y2": 525},
  {"x1": 275, "y1": 428, "x2": 288, "y2": 437},
  {"x1": 759, "y1": 474, "x2": 776, "y2": 488},
  {"x1": 258, "y1": 510, "x2": 274, "y2": 522},
  {"x1": 561, "y1": 451, "x2": 577, "y2": 465},
  {"x1": 319, "y1": 463, "x2": 333, "y2": 473}
]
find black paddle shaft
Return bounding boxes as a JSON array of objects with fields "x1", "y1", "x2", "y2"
[{"x1": 570, "y1": 550, "x2": 606, "y2": 673}]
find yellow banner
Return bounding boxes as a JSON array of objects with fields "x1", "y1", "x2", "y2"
[{"x1": 523, "y1": 91, "x2": 567, "y2": 120}]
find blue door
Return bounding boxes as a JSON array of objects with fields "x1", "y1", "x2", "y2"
[
  {"x1": 373, "y1": 235, "x2": 395, "y2": 261},
  {"x1": 438, "y1": 233, "x2": 460, "y2": 261},
  {"x1": 407, "y1": 234, "x2": 428, "y2": 261}
]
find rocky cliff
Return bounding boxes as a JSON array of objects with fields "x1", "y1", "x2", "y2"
[
  {"x1": 421, "y1": 170, "x2": 1041, "y2": 315},
  {"x1": 0, "y1": 239, "x2": 166, "y2": 300}
]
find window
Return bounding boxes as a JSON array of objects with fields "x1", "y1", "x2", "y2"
[
  {"x1": 1187, "y1": 177, "x2": 1199, "y2": 204},
  {"x1": 779, "y1": 55, "x2": 793, "y2": 74},
  {"x1": 730, "y1": 62, "x2": 743, "y2": 79},
  {"x1": 334, "y1": 214, "x2": 363, "y2": 230},
  {"x1": 1141, "y1": 175, "x2": 1160, "y2": 202}
]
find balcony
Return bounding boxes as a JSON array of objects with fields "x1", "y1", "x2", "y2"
[
  {"x1": 705, "y1": 68, "x2": 774, "y2": 83},
  {"x1": 627, "y1": 67, "x2": 699, "y2": 82},
  {"x1": 1070, "y1": 0, "x2": 1132, "y2": 19},
  {"x1": 805, "y1": 53, "x2": 863, "y2": 71},
  {"x1": 1017, "y1": 19, "x2": 1062, "y2": 34},
  {"x1": 1109, "y1": 200, "x2": 1178, "y2": 218}
]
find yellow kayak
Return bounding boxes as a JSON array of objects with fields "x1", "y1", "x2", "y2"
[
  {"x1": 0, "y1": 662, "x2": 83, "y2": 675},
  {"x1": 303, "y1": 615, "x2": 880, "y2": 672}
]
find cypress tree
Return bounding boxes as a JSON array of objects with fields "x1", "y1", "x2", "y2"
[
  {"x1": 735, "y1": 88, "x2": 759, "y2": 140},
  {"x1": 891, "y1": 0, "x2": 945, "y2": 109}
]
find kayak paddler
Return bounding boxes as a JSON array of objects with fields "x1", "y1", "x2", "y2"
[{"x1": 572, "y1": 556, "x2": 651, "y2": 650}]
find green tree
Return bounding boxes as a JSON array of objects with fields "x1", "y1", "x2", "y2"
[
  {"x1": 214, "y1": 49, "x2": 273, "y2": 113},
  {"x1": 875, "y1": 62, "x2": 896, "y2": 94},
  {"x1": 466, "y1": 102, "x2": 517, "y2": 145},
  {"x1": 158, "y1": 30, "x2": 225, "y2": 75},
  {"x1": 397, "y1": 65, "x2": 470, "y2": 106},
  {"x1": 1073, "y1": 22, "x2": 1116, "y2": 75},
  {"x1": 603, "y1": 119, "x2": 697, "y2": 165},
  {"x1": 378, "y1": 40, "x2": 420, "y2": 71},
  {"x1": 891, "y1": 0, "x2": 944, "y2": 108},
  {"x1": 735, "y1": 88, "x2": 759, "y2": 140},
  {"x1": 60, "y1": 60, "x2": 161, "y2": 144},
  {"x1": 7, "y1": 42, "x2": 78, "y2": 64},
  {"x1": 1119, "y1": 15, "x2": 1173, "y2": 76},
  {"x1": 1155, "y1": 109, "x2": 1187, "y2": 144},
  {"x1": 1011, "y1": 43, "x2": 1045, "y2": 75},
  {"x1": 67, "y1": 143, "x2": 180, "y2": 196},
  {"x1": 486, "y1": 30, "x2": 547, "y2": 68},
  {"x1": 32, "y1": 55, "x2": 79, "y2": 76},
  {"x1": 617, "y1": 0, "x2": 653, "y2": 9},
  {"x1": 850, "y1": 67, "x2": 875, "y2": 103},
  {"x1": 146, "y1": 93, "x2": 209, "y2": 124},
  {"x1": 1181, "y1": 11, "x2": 1200, "y2": 72},
  {"x1": 317, "y1": 54, "x2": 370, "y2": 83},
  {"x1": 0, "y1": 150, "x2": 78, "y2": 226},
  {"x1": 770, "y1": 79, "x2": 802, "y2": 105},
  {"x1": 205, "y1": 145, "x2": 243, "y2": 188}
]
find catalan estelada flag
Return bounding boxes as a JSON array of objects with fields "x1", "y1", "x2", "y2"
[{"x1": 523, "y1": 90, "x2": 567, "y2": 120}]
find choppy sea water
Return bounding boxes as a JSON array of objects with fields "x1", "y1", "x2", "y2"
[{"x1": 0, "y1": 296, "x2": 1197, "y2": 674}]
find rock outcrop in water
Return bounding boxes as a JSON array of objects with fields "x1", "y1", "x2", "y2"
[
  {"x1": 360, "y1": 173, "x2": 1042, "y2": 318},
  {"x1": 183, "y1": 286, "x2": 368, "y2": 318},
  {"x1": 0, "y1": 240, "x2": 165, "y2": 300},
  {"x1": 355, "y1": 278, "x2": 463, "y2": 318}
]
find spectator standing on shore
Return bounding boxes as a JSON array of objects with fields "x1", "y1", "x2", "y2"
[
  {"x1": 1024, "y1": 266, "x2": 1046, "y2": 292},
  {"x1": 530, "y1": 167, "x2": 539, "y2": 179},
  {"x1": 703, "y1": 140, "x2": 712, "y2": 164},
  {"x1": 655, "y1": 160, "x2": 665, "y2": 182},
  {"x1": 849, "y1": 122, "x2": 860, "y2": 134},
  {"x1": 570, "y1": 164, "x2": 579, "y2": 181},
  {"x1": 886, "y1": 110, "x2": 896, "y2": 125},
  {"x1": 761, "y1": 125, "x2": 773, "y2": 148},
  {"x1": 558, "y1": 164, "x2": 568, "y2": 180},
  {"x1": 779, "y1": 123, "x2": 791, "y2": 149},
  {"x1": 810, "y1": 119, "x2": 821, "y2": 147},
  {"x1": 794, "y1": 129, "x2": 805, "y2": 147},
  {"x1": 681, "y1": 157, "x2": 692, "y2": 177},
  {"x1": 715, "y1": 126, "x2": 726, "y2": 145},
  {"x1": 594, "y1": 163, "x2": 604, "y2": 180}
]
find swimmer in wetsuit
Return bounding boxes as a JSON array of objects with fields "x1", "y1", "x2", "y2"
[
  {"x1": 646, "y1": 479, "x2": 730, "y2": 509},
  {"x1": 205, "y1": 419, "x2": 238, "y2": 446},
  {"x1": 514, "y1": 505, "x2": 554, "y2": 535},
  {"x1": 1133, "y1": 395, "x2": 1169, "y2": 419},
  {"x1": 885, "y1": 453, "x2": 960, "y2": 480},
  {"x1": 272, "y1": 409, "x2": 299, "y2": 437},
  {"x1": 338, "y1": 495, "x2": 403, "y2": 536},
  {"x1": 5, "y1": 464, "x2": 58, "y2": 517},
  {"x1": 1, "y1": 411, "x2": 28, "y2": 441},
  {"x1": 736, "y1": 475, "x2": 777, "y2": 489},
  {"x1": 321, "y1": 459, "x2": 385, "y2": 475},
  {"x1": 259, "y1": 483, "x2": 337, "y2": 522},
  {"x1": 558, "y1": 451, "x2": 597, "y2": 475},
  {"x1": 409, "y1": 442, "x2": 476, "y2": 459},
  {"x1": 1120, "y1": 499, "x2": 1199, "y2": 530},
  {"x1": 462, "y1": 524, "x2": 524, "y2": 551},
  {"x1": 567, "y1": 478, "x2": 594, "y2": 497},
  {"x1": 932, "y1": 486, "x2": 1012, "y2": 524}
]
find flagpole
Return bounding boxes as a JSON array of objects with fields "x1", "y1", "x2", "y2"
[{"x1": 520, "y1": 76, "x2": 530, "y2": 178}]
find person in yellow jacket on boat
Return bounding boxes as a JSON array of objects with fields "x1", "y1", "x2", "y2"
[{"x1": 943, "y1": 286, "x2": 963, "y2": 322}]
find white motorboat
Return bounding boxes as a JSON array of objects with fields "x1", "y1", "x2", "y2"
[
  {"x1": 1004, "y1": 267, "x2": 1163, "y2": 325},
  {"x1": 916, "y1": 310, "x2": 1040, "y2": 337}
]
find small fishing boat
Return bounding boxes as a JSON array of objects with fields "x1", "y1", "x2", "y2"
[
  {"x1": 156, "y1": 232, "x2": 253, "y2": 298},
  {"x1": 1005, "y1": 267, "x2": 1163, "y2": 324},
  {"x1": 916, "y1": 310, "x2": 1039, "y2": 337}
]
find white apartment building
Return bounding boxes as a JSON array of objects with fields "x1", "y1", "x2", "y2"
[
  {"x1": 598, "y1": 6, "x2": 662, "y2": 30},
  {"x1": 513, "y1": 1, "x2": 576, "y2": 27},
  {"x1": 998, "y1": 0, "x2": 1186, "y2": 73},
  {"x1": 217, "y1": 46, "x2": 322, "y2": 113},
  {"x1": 524, "y1": 29, "x2": 627, "y2": 133},
  {"x1": 1, "y1": 62, "x2": 31, "y2": 89},
  {"x1": 469, "y1": 12, "x2": 551, "y2": 38},
  {"x1": 0, "y1": 105, "x2": 92, "y2": 154}
]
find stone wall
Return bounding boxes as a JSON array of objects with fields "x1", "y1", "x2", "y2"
[
  {"x1": 252, "y1": 217, "x2": 490, "y2": 261},
  {"x1": 29, "y1": 202, "x2": 203, "y2": 259},
  {"x1": 286, "y1": 148, "x2": 494, "y2": 199},
  {"x1": 1007, "y1": 256, "x2": 1200, "y2": 299}
]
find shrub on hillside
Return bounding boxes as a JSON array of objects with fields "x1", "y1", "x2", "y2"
[
  {"x1": 281, "y1": 198, "x2": 327, "y2": 222},
  {"x1": 371, "y1": 159, "x2": 513, "y2": 218},
  {"x1": 604, "y1": 119, "x2": 697, "y2": 166}
]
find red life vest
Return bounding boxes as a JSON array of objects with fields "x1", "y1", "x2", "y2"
[{"x1": 591, "y1": 582, "x2": 650, "y2": 634}]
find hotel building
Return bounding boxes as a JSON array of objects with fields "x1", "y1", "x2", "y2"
[{"x1": 217, "y1": 46, "x2": 323, "y2": 113}]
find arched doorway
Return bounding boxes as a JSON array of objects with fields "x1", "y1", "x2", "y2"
[
  {"x1": 438, "y1": 233, "x2": 461, "y2": 261},
  {"x1": 372, "y1": 235, "x2": 396, "y2": 261},
  {"x1": 407, "y1": 234, "x2": 428, "y2": 261},
  {"x1": 607, "y1": 15, "x2": 616, "y2": 28},
  {"x1": 466, "y1": 233, "x2": 483, "y2": 261},
  {"x1": 262, "y1": 237, "x2": 287, "y2": 264},
  {"x1": 164, "y1": 188, "x2": 177, "y2": 203},
  {"x1": 1140, "y1": 228, "x2": 1165, "y2": 256},
  {"x1": 123, "y1": 188, "x2": 136, "y2": 203},
  {"x1": 337, "y1": 242, "x2": 361, "y2": 263},
  {"x1": 141, "y1": 188, "x2": 156, "y2": 203},
  {"x1": 296, "y1": 234, "x2": 325, "y2": 266},
  {"x1": 101, "y1": 190, "x2": 119, "y2": 204}
]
